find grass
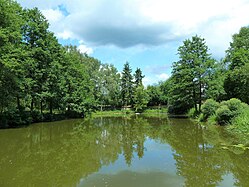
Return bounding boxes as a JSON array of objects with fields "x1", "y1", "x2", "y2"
[
  {"x1": 141, "y1": 108, "x2": 168, "y2": 117},
  {"x1": 92, "y1": 110, "x2": 135, "y2": 117},
  {"x1": 91, "y1": 107, "x2": 168, "y2": 118},
  {"x1": 228, "y1": 109, "x2": 249, "y2": 134}
]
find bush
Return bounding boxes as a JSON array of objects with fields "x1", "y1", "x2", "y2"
[
  {"x1": 207, "y1": 114, "x2": 217, "y2": 125},
  {"x1": 215, "y1": 105, "x2": 233, "y2": 125},
  {"x1": 188, "y1": 108, "x2": 200, "y2": 118},
  {"x1": 201, "y1": 99, "x2": 219, "y2": 121},
  {"x1": 220, "y1": 98, "x2": 245, "y2": 118},
  {"x1": 31, "y1": 110, "x2": 43, "y2": 123},
  {"x1": 230, "y1": 107, "x2": 249, "y2": 133}
]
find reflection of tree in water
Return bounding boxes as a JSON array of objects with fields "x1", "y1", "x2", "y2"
[
  {"x1": 165, "y1": 119, "x2": 228, "y2": 187},
  {"x1": 167, "y1": 119, "x2": 249, "y2": 187},
  {"x1": 0, "y1": 117, "x2": 248, "y2": 186},
  {"x1": 226, "y1": 149, "x2": 249, "y2": 187}
]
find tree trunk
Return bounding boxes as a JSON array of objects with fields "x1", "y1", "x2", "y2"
[
  {"x1": 193, "y1": 83, "x2": 197, "y2": 111},
  {"x1": 199, "y1": 82, "x2": 202, "y2": 112},
  {"x1": 40, "y1": 100, "x2": 43, "y2": 114},
  {"x1": 49, "y1": 100, "x2": 53, "y2": 115}
]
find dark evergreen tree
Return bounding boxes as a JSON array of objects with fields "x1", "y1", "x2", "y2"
[
  {"x1": 121, "y1": 62, "x2": 133, "y2": 106},
  {"x1": 134, "y1": 68, "x2": 144, "y2": 88}
]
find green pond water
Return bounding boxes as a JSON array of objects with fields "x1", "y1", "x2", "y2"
[{"x1": 0, "y1": 116, "x2": 248, "y2": 187}]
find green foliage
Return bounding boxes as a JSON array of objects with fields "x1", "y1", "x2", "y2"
[
  {"x1": 147, "y1": 80, "x2": 170, "y2": 106},
  {"x1": 188, "y1": 108, "x2": 200, "y2": 118},
  {"x1": 147, "y1": 85, "x2": 163, "y2": 106},
  {"x1": 199, "y1": 98, "x2": 249, "y2": 129},
  {"x1": 201, "y1": 99, "x2": 219, "y2": 121},
  {"x1": 224, "y1": 27, "x2": 249, "y2": 104},
  {"x1": 220, "y1": 98, "x2": 246, "y2": 118},
  {"x1": 169, "y1": 35, "x2": 215, "y2": 114},
  {"x1": 225, "y1": 27, "x2": 249, "y2": 69},
  {"x1": 134, "y1": 68, "x2": 144, "y2": 88},
  {"x1": 1, "y1": 2, "x2": 147, "y2": 127},
  {"x1": 205, "y1": 60, "x2": 227, "y2": 101},
  {"x1": 121, "y1": 62, "x2": 133, "y2": 106},
  {"x1": 230, "y1": 108, "x2": 249, "y2": 133},
  {"x1": 224, "y1": 64, "x2": 249, "y2": 104},
  {"x1": 133, "y1": 85, "x2": 149, "y2": 112},
  {"x1": 215, "y1": 105, "x2": 233, "y2": 125},
  {"x1": 96, "y1": 63, "x2": 121, "y2": 108}
]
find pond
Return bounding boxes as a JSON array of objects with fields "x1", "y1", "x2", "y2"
[{"x1": 0, "y1": 116, "x2": 248, "y2": 187}]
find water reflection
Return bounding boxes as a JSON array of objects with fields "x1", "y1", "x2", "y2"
[{"x1": 0, "y1": 116, "x2": 248, "y2": 187}]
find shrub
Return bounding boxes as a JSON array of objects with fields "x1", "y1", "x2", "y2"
[
  {"x1": 31, "y1": 110, "x2": 43, "y2": 123},
  {"x1": 188, "y1": 108, "x2": 200, "y2": 118},
  {"x1": 201, "y1": 99, "x2": 219, "y2": 121},
  {"x1": 220, "y1": 98, "x2": 245, "y2": 118},
  {"x1": 207, "y1": 114, "x2": 217, "y2": 125},
  {"x1": 230, "y1": 107, "x2": 249, "y2": 133},
  {"x1": 215, "y1": 105, "x2": 233, "y2": 125}
]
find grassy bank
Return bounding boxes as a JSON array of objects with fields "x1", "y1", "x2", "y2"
[
  {"x1": 92, "y1": 110, "x2": 135, "y2": 117},
  {"x1": 92, "y1": 107, "x2": 168, "y2": 118}
]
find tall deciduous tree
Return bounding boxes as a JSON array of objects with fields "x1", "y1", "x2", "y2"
[
  {"x1": 169, "y1": 36, "x2": 215, "y2": 114},
  {"x1": 61, "y1": 45, "x2": 96, "y2": 115},
  {"x1": 224, "y1": 27, "x2": 249, "y2": 104},
  {"x1": 22, "y1": 7, "x2": 52, "y2": 113},
  {"x1": 225, "y1": 27, "x2": 249, "y2": 70},
  {"x1": 97, "y1": 64, "x2": 121, "y2": 109},
  {"x1": 0, "y1": 0, "x2": 25, "y2": 112},
  {"x1": 133, "y1": 85, "x2": 149, "y2": 112}
]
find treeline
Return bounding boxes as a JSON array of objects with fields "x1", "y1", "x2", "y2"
[{"x1": 0, "y1": 0, "x2": 150, "y2": 127}]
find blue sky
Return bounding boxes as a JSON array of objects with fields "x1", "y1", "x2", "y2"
[{"x1": 16, "y1": 0, "x2": 249, "y2": 85}]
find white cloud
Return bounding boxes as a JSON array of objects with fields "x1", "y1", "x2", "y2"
[
  {"x1": 78, "y1": 44, "x2": 93, "y2": 55},
  {"x1": 156, "y1": 73, "x2": 169, "y2": 81},
  {"x1": 57, "y1": 30, "x2": 73, "y2": 40},
  {"x1": 41, "y1": 9, "x2": 64, "y2": 23},
  {"x1": 16, "y1": 0, "x2": 249, "y2": 58},
  {"x1": 143, "y1": 73, "x2": 170, "y2": 86}
]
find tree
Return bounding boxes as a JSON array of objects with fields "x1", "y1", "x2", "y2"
[
  {"x1": 121, "y1": 62, "x2": 133, "y2": 106},
  {"x1": 133, "y1": 85, "x2": 149, "y2": 112},
  {"x1": 205, "y1": 60, "x2": 227, "y2": 101},
  {"x1": 224, "y1": 27, "x2": 249, "y2": 103},
  {"x1": 134, "y1": 68, "x2": 144, "y2": 88},
  {"x1": 225, "y1": 27, "x2": 249, "y2": 70},
  {"x1": 61, "y1": 45, "x2": 96, "y2": 116},
  {"x1": 97, "y1": 64, "x2": 121, "y2": 109},
  {"x1": 22, "y1": 7, "x2": 53, "y2": 114},
  {"x1": 0, "y1": 0, "x2": 25, "y2": 112},
  {"x1": 147, "y1": 85, "x2": 162, "y2": 106},
  {"x1": 169, "y1": 36, "x2": 215, "y2": 114},
  {"x1": 224, "y1": 64, "x2": 249, "y2": 104}
]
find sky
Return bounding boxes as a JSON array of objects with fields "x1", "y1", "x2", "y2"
[{"x1": 16, "y1": 0, "x2": 249, "y2": 85}]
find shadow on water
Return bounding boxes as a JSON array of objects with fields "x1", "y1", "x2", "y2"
[{"x1": 0, "y1": 116, "x2": 248, "y2": 187}]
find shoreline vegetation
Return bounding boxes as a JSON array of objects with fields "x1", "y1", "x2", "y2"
[{"x1": 188, "y1": 98, "x2": 249, "y2": 146}]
